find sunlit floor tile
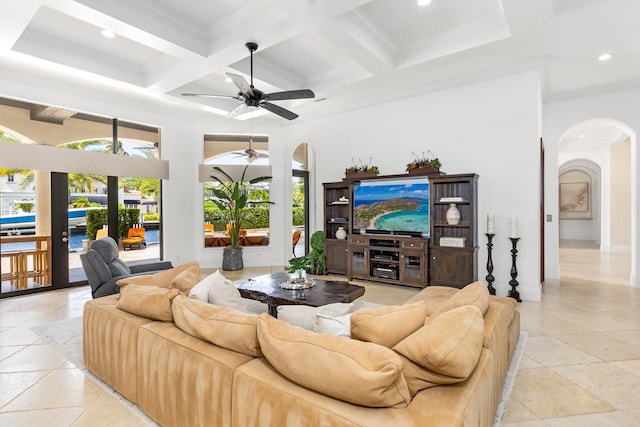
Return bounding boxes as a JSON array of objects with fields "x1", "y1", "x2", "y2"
[
  {"x1": 0, "y1": 344, "x2": 67, "y2": 373},
  {"x1": 552, "y1": 362, "x2": 640, "y2": 410},
  {"x1": 73, "y1": 391, "x2": 153, "y2": 427},
  {"x1": 0, "y1": 407, "x2": 85, "y2": 426},
  {"x1": 511, "y1": 367, "x2": 613, "y2": 418},
  {"x1": 555, "y1": 332, "x2": 640, "y2": 361},
  {"x1": 525, "y1": 336, "x2": 600, "y2": 367},
  {"x1": 0, "y1": 370, "x2": 49, "y2": 408},
  {"x1": 543, "y1": 411, "x2": 639, "y2": 427},
  {"x1": 2, "y1": 368, "x2": 103, "y2": 411}
]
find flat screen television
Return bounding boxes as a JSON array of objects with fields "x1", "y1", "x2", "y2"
[{"x1": 352, "y1": 177, "x2": 430, "y2": 236}]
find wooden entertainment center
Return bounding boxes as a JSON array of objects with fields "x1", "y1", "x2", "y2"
[{"x1": 323, "y1": 173, "x2": 478, "y2": 288}]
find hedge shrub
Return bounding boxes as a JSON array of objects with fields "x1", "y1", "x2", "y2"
[{"x1": 86, "y1": 207, "x2": 140, "y2": 240}]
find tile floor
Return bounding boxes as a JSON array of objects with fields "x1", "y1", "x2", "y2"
[{"x1": 0, "y1": 246, "x2": 638, "y2": 426}]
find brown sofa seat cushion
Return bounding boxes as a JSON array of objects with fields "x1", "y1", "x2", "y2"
[
  {"x1": 350, "y1": 301, "x2": 429, "y2": 348},
  {"x1": 172, "y1": 295, "x2": 262, "y2": 357},
  {"x1": 257, "y1": 313, "x2": 411, "y2": 408},
  {"x1": 117, "y1": 285, "x2": 181, "y2": 321},
  {"x1": 117, "y1": 261, "x2": 200, "y2": 288},
  {"x1": 83, "y1": 295, "x2": 153, "y2": 403},
  {"x1": 137, "y1": 321, "x2": 253, "y2": 427}
]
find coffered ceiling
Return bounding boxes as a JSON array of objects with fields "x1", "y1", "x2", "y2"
[{"x1": 1, "y1": 0, "x2": 639, "y2": 122}]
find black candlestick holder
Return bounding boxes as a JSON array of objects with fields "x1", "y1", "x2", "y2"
[
  {"x1": 508, "y1": 237, "x2": 522, "y2": 302},
  {"x1": 485, "y1": 233, "x2": 496, "y2": 295}
]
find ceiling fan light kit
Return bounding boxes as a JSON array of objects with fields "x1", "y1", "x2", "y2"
[{"x1": 182, "y1": 42, "x2": 315, "y2": 120}]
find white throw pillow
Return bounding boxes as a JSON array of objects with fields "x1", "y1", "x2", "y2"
[
  {"x1": 205, "y1": 270, "x2": 248, "y2": 311},
  {"x1": 188, "y1": 269, "x2": 220, "y2": 302},
  {"x1": 313, "y1": 313, "x2": 352, "y2": 337},
  {"x1": 277, "y1": 303, "x2": 354, "y2": 330}
]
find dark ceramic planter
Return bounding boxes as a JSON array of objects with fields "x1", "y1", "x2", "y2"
[
  {"x1": 222, "y1": 246, "x2": 244, "y2": 271},
  {"x1": 407, "y1": 166, "x2": 440, "y2": 175}
]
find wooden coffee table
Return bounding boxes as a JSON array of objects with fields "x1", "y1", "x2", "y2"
[{"x1": 235, "y1": 272, "x2": 365, "y2": 317}]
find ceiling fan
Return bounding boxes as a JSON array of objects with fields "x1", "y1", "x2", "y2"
[
  {"x1": 181, "y1": 42, "x2": 315, "y2": 120},
  {"x1": 233, "y1": 137, "x2": 268, "y2": 160}
]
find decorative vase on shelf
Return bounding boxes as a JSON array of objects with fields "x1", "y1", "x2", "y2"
[
  {"x1": 446, "y1": 204, "x2": 461, "y2": 225},
  {"x1": 335, "y1": 226, "x2": 347, "y2": 240}
]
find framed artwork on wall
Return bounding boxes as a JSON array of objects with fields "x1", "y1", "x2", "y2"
[{"x1": 559, "y1": 181, "x2": 590, "y2": 219}]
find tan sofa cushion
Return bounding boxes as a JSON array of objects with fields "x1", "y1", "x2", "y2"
[
  {"x1": 257, "y1": 313, "x2": 411, "y2": 408},
  {"x1": 117, "y1": 261, "x2": 200, "y2": 288},
  {"x1": 117, "y1": 285, "x2": 181, "y2": 321},
  {"x1": 168, "y1": 265, "x2": 202, "y2": 294},
  {"x1": 394, "y1": 305, "x2": 484, "y2": 382},
  {"x1": 430, "y1": 281, "x2": 490, "y2": 318},
  {"x1": 350, "y1": 301, "x2": 429, "y2": 348},
  {"x1": 172, "y1": 296, "x2": 262, "y2": 357}
]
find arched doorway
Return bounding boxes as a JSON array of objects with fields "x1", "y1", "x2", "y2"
[{"x1": 557, "y1": 118, "x2": 634, "y2": 284}]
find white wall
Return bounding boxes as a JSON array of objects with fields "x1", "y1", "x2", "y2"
[
  {"x1": 544, "y1": 90, "x2": 640, "y2": 286},
  {"x1": 0, "y1": 60, "x2": 544, "y2": 299},
  {"x1": 289, "y1": 71, "x2": 543, "y2": 301}
]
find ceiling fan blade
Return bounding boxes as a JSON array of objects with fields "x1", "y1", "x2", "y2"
[
  {"x1": 226, "y1": 103, "x2": 249, "y2": 118},
  {"x1": 263, "y1": 89, "x2": 315, "y2": 101},
  {"x1": 181, "y1": 93, "x2": 240, "y2": 100},
  {"x1": 260, "y1": 102, "x2": 299, "y2": 120},
  {"x1": 226, "y1": 72, "x2": 254, "y2": 97}
]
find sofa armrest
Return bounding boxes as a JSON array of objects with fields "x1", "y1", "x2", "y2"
[{"x1": 129, "y1": 261, "x2": 173, "y2": 274}]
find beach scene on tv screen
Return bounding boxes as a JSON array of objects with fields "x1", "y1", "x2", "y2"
[{"x1": 353, "y1": 181, "x2": 429, "y2": 233}]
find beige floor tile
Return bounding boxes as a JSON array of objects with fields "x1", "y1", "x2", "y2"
[
  {"x1": 511, "y1": 367, "x2": 613, "y2": 418},
  {"x1": 519, "y1": 355, "x2": 543, "y2": 369},
  {"x1": 612, "y1": 359, "x2": 640, "y2": 378},
  {"x1": 626, "y1": 409, "x2": 640, "y2": 423},
  {"x1": 0, "y1": 370, "x2": 49, "y2": 408},
  {"x1": 552, "y1": 362, "x2": 640, "y2": 410},
  {"x1": 0, "y1": 344, "x2": 67, "y2": 373},
  {"x1": 502, "y1": 420, "x2": 551, "y2": 427},
  {"x1": 0, "y1": 327, "x2": 42, "y2": 346},
  {"x1": 543, "y1": 411, "x2": 640, "y2": 427},
  {"x1": 608, "y1": 329, "x2": 640, "y2": 348},
  {"x1": 525, "y1": 336, "x2": 600, "y2": 367},
  {"x1": 2, "y1": 368, "x2": 103, "y2": 412},
  {"x1": 0, "y1": 346, "x2": 24, "y2": 362},
  {"x1": 555, "y1": 333, "x2": 640, "y2": 361},
  {"x1": 0, "y1": 407, "x2": 86, "y2": 426},
  {"x1": 73, "y1": 391, "x2": 153, "y2": 427},
  {"x1": 504, "y1": 397, "x2": 541, "y2": 422}
]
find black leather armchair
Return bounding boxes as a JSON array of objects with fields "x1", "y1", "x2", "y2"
[{"x1": 80, "y1": 237, "x2": 172, "y2": 298}]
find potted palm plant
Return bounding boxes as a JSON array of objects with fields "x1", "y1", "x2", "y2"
[{"x1": 209, "y1": 164, "x2": 272, "y2": 270}]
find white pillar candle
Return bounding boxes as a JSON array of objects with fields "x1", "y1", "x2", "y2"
[
  {"x1": 509, "y1": 218, "x2": 519, "y2": 238},
  {"x1": 487, "y1": 214, "x2": 495, "y2": 234}
]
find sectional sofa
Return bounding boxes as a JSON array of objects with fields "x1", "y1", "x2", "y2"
[{"x1": 83, "y1": 266, "x2": 520, "y2": 427}]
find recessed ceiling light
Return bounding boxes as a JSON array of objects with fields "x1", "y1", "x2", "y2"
[
  {"x1": 598, "y1": 53, "x2": 613, "y2": 61},
  {"x1": 417, "y1": 0, "x2": 432, "y2": 6},
  {"x1": 101, "y1": 29, "x2": 115, "y2": 38},
  {"x1": 578, "y1": 134, "x2": 585, "y2": 138},
  {"x1": 225, "y1": 77, "x2": 232, "y2": 83}
]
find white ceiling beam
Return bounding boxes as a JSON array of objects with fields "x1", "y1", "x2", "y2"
[
  {"x1": 0, "y1": 0, "x2": 41, "y2": 50},
  {"x1": 43, "y1": 0, "x2": 207, "y2": 59},
  {"x1": 268, "y1": 0, "x2": 393, "y2": 75}
]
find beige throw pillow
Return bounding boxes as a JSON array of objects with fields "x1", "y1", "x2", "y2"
[
  {"x1": 350, "y1": 301, "x2": 429, "y2": 348},
  {"x1": 430, "y1": 281, "x2": 490, "y2": 319},
  {"x1": 116, "y1": 285, "x2": 181, "y2": 321},
  {"x1": 168, "y1": 265, "x2": 202, "y2": 294},
  {"x1": 117, "y1": 261, "x2": 200, "y2": 288},
  {"x1": 394, "y1": 304, "x2": 484, "y2": 381},
  {"x1": 257, "y1": 313, "x2": 410, "y2": 408},
  {"x1": 172, "y1": 296, "x2": 262, "y2": 357}
]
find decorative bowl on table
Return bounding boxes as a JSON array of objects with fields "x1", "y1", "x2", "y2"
[{"x1": 279, "y1": 278, "x2": 316, "y2": 290}]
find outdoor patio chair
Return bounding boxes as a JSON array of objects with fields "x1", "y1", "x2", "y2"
[{"x1": 122, "y1": 227, "x2": 146, "y2": 250}]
